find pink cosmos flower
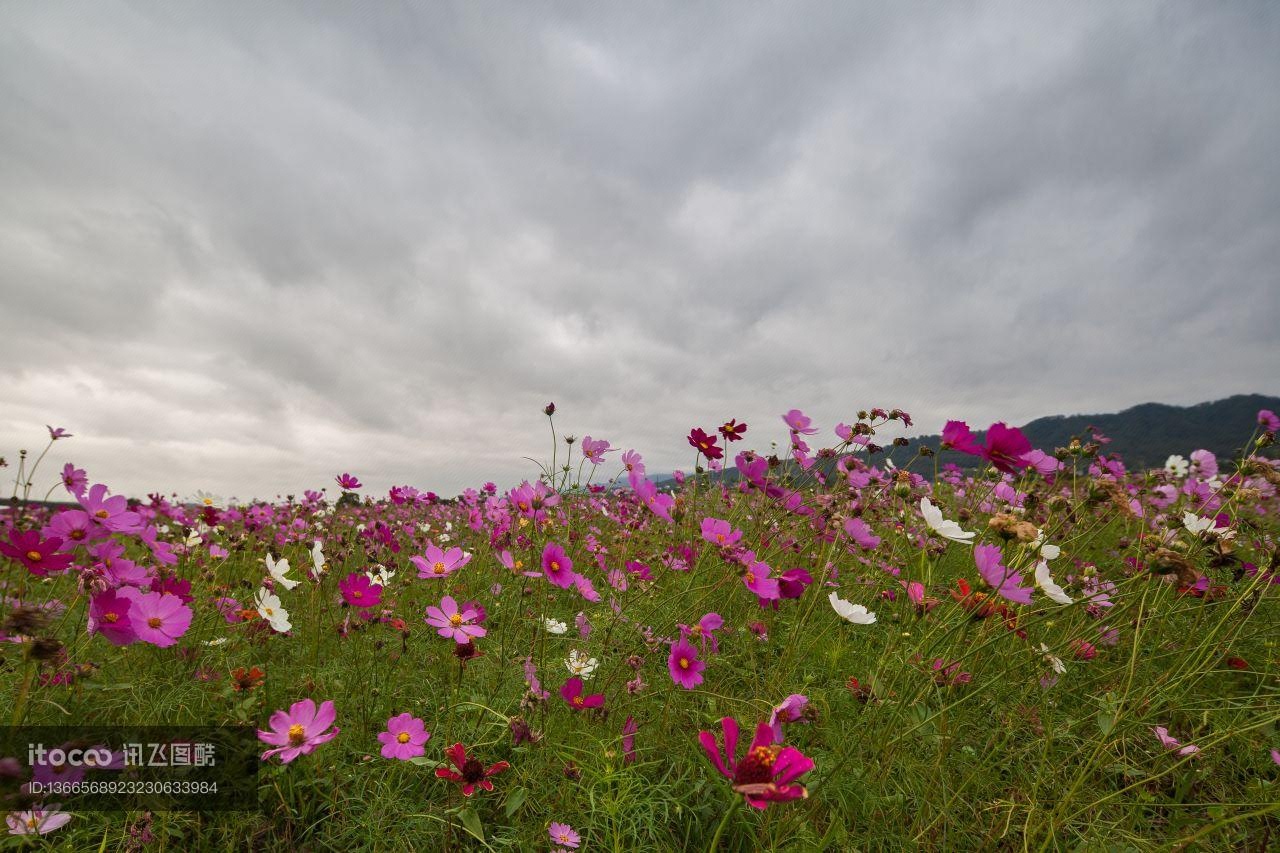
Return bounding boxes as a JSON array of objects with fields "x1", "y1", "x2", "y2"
[
  {"x1": 982, "y1": 423, "x2": 1033, "y2": 474},
  {"x1": 258, "y1": 699, "x2": 339, "y2": 763},
  {"x1": 335, "y1": 473, "x2": 362, "y2": 490},
  {"x1": 435, "y1": 743, "x2": 510, "y2": 796},
  {"x1": 621, "y1": 449, "x2": 646, "y2": 477},
  {"x1": 580, "y1": 436, "x2": 613, "y2": 465},
  {"x1": 339, "y1": 573, "x2": 382, "y2": 609},
  {"x1": 87, "y1": 590, "x2": 137, "y2": 646},
  {"x1": 44, "y1": 509, "x2": 97, "y2": 549},
  {"x1": 0, "y1": 529, "x2": 74, "y2": 576},
  {"x1": 60, "y1": 463, "x2": 87, "y2": 496},
  {"x1": 622, "y1": 716, "x2": 639, "y2": 764},
  {"x1": 974, "y1": 544, "x2": 1034, "y2": 605},
  {"x1": 560, "y1": 677, "x2": 605, "y2": 709},
  {"x1": 6, "y1": 806, "x2": 72, "y2": 835},
  {"x1": 740, "y1": 554, "x2": 781, "y2": 601},
  {"x1": 1259, "y1": 409, "x2": 1280, "y2": 433},
  {"x1": 541, "y1": 542, "x2": 576, "y2": 589},
  {"x1": 680, "y1": 612, "x2": 725, "y2": 654},
  {"x1": 549, "y1": 822, "x2": 581, "y2": 848},
  {"x1": 768, "y1": 694, "x2": 810, "y2": 740},
  {"x1": 378, "y1": 713, "x2": 431, "y2": 760},
  {"x1": 46, "y1": 426, "x2": 72, "y2": 440},
  {"x1": 699, "y1": 718, "x2": 815, "y2": 809},
  {"x1": 700, "y1": 517, "x2": 743, "y2": 548},
  {"x1": 843, "y1": 517, "x2": 881, "y2": 550},
  {"x1": 573, "y1": 572, "x2": 601, "y2": 602},
  {"x1": 125, "y1": 591, "x2": 192, "y2": 648},
  {"x1": 78, "y1": 484, "x2": 142, "y2": 533},
  {"x1": 1152, "y1": 726, "x2": 1200, "y2": 756},
  {"x1": 411, "y1": 543, "x2": 473, "y2": 579},
  {"x1": 632, "y1": 476, "x2": 675, "y2": 523},
  {"x1": 425, "y1": 596, "x2": 485, "y2": 643},
  {"x1": 782, "y1": 409, "x2": 819, "y2": 435},
  {"x1": 667, "y1": 637, "x2": 706, "y2": 689},
  {"x1": 942, "y1": 420, "x2": 983, "y2": 454}
]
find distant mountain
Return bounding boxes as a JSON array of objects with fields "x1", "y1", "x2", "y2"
[
  {"x1": 911, "y1": 393, "x2": 1280, "y2": 473},
  {"x1": 650, "y1": 394, "x2": 1279, "y2": 484}
]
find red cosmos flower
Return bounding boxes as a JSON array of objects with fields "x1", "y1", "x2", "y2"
[
  {"x1": 718, "y1": 420, "x2": 748, "y2": 442},
  {"x1": 559, "y1": 677, "x2": 604, "y2": 709},
  {"x1": 687, "y1": 428, "x2": 723, "y2": 460},
  {"x1": 434, "y1": 743, "x2": 510, "y2": 796},
  {"x1": 0, "y1": 529, "x2": 74, "y2": 576},
  {"x1": 231, "y1": 666, "x2": 265, "y2": 692},
  {"x1": 699, "y1": 718, "x2": 814, "y2": 809}
]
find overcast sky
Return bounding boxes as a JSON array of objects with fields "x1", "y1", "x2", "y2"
[{"x1": 2, "y1": 1, "x2": 1277, "y2": 501}]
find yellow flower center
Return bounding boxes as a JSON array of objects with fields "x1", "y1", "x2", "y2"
[
  {"x1": 287, "y1": 723, "x2": 307, "y2": 746},
  {"x1": 26, "y1": 550, "x2": 42, "y2": 562},
  {"x1": 397, "y1": 732, "x2": 411, "y2": 744},
  {"x1": 550, "y1": 560, "x2": 560, "y2": 571},
  {"x1": 572, "y1": 696, "x2": 583, "y2": 706},
  {"x1": 95, "y1": 510, "x2": 109, "y2": 519},
  {"x1": 147, "y1": 617, "x2": 163, "y2": 629},
  {"x1": 679, "y1": 657, "x2": 690, "y2": 669},
  {"x1": 745, "y1": 572, "x2": 756, "y2": 585},
  {"x1": 751, "y1": 745, "x2": 779, "y2": 767},
  {"x1": 715, "y1": 534, "x2": 725, "y2": 543},
  {"x1": 104, "y1": 612, "x2": 119, "y2": 623},
  {"x1": 433, "y1": 561, "x2": 446, "y2": 574},
  {"x1": 449, "y1": 614, "x2": 463, "y2": 626}
]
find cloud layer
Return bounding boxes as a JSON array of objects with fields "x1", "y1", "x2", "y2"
[{"x1": 2, "y1": 1, "x2": 1277, "y2": 499}]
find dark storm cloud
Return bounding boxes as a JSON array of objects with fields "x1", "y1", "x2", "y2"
[{"x1": 1, "y1": 1, "x2": 1276, "y2": 499}]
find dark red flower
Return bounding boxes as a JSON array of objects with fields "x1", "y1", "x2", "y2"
[
  {"x1": 0, "y1": 529, "x2": 74, "y2": 576},
  {"x1": 687, "y1": 428, "x2": 723, "y2": 460},
  {"x1": 718, "y1": 420, "x2": 748, "y2": 442},
  {"x1": 434, "y1": 743, "x2": 510, "y2": 796}
]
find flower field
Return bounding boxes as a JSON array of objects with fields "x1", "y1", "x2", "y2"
[{"x1": 3, "y1": 407, "x2": 1279, "y2": 850}]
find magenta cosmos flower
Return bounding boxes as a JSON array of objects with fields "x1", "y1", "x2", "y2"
[
  {"x1": 560, "y1": 677, "x2": 605, "y2": 710},
  {"x1": 124, "y1": 590, "x2": 192, "y2": 648},
  {"x1": 549, "y1": 822, "x2": 581, "y2": 848},
  {"x1": 424, "y1": 596, "x2": 486, "y2": 643},
  {"x1": 719, "y1": 419, "x2": 748, "y2": 442},
  {"x1": 87, "y1": 590, "x2": 136, "y2": 646},
  {"x1": 339, "y1": 572, "x2": 382, "y2": 609},
  {"x1": 77, "y1": 483, "x2": 141, "y2": 533},
  {"x1": 699, "y1": 718, "x2": 815, "y2": 809},
  {"x1": 0, "y1": 529, "x2": 74, "y2": 576},
  {"x1": 6, "y1": 806, "x2": 72, "y2": 836},
  {"x1": 668, "y1": 637, "x2": 706, "y2": 689},
  {"x1": 541, "y1": 542, "x2": 576, "y2": 589},
  {"x1": 378, "y1": 712, "x2": 431, "y2": 760},
  {"x1": 580, "y1": 435, "x2": 613, "y2": 465},
  {"x1": 974, "y1": 544, "x2": 1034, "y2": 605},
  {"x1": 411, "y1": 543, "x2": 473, "y2": 579},
  {"x1": 435, "y1": 743, "x2": 510, "y2": 796},
  {"x1": 258, "y1": 698, "x2": 339, "y2": 763},
  {"x1": 687, "y1": 428, "x2": 723, "y2": 460},
  {"x1": 335, "y1": 473, "x2": 362, "y2": 490}
]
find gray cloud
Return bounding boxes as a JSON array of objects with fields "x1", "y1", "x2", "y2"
[{"x1": 1, "y1": 0, "x2": 1277, "y2": 499}]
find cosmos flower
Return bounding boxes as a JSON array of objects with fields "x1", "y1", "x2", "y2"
[
  {"x1": 265, "y1": 553, "x2": 300, "y2": 590},
  {"x1": 411, "y1": 543, "x2": 473, "y2": 579},
  {"x1": 919, "y1": 498, "x2": 975, "y2": 543},
  {"x1": 580, "y1": 435, "x2": 614, "y2": 464},
  {"x1": 700, "y1": 517, "x2": 743, "y2": 548},
  {"x1": 434, "y1": 743, "x2": 510, "y2": 796},
  {"x1": 378, "y1": 713, "x2": 431, "y2": 760},
  {"x1": 699, "y1": 717, "x2": 814, "y2": 809},
  {"x1": 549, "y1": 822, "x2": 581, "y2": 849},
  {"x1": 667, "y1": 637, "x2": 706, "y2": 689},
  {"x1": 544, "y1": 618, "x2": 569, "y2": 635},
  {"x1": 560, "y1": 677, "x2": 604, "y2": 709},
  {"x1": 258, "y1": 699, "x2": 339, "y2": 763},
  {"x1": 829, "y1": 592, "x2": 877, "y2": 625},
  {"x1": 541, "y1": 542, "x2": 576, "y2": 589},
  {"x1": 6, "y1": 806, "x2": 72, "y2": 835},
  {"x1": 0, "y1": 529, "x2": 74, "y2": 576},
  {"x1": 687, "y1": 428, "x2": 723, "y2": 460},
  {"x1": 424, "y1": 596, "x2": 486, "y2": 643},
  {"x1": 1033, "y1": 561, "x2": 1073, "y2": 605},
  {"x1": 1152, "y1": 726, "x2": 1200, "y2": 757},
  {"x1": 60, "y1": 463, "x2": 88, "y2": 496},
  {"x1": 335, "y1": 473, "x2": 362, "y2": 491},
  {"x1": 125, "y1": 591, "x2": 193, "y2": 648},
  {"x1": 719, "y1": 420, "x2": 748, "y2": 442},
  {"x1": 565, "y1": 649, "x2": 599, "y2": 679},
  {"x1": 255, "y1": 589, "x2": 292, "y2": 633},
  {"x1": 974, "y1": 544, "x2": 1034, "y2": 606},
  {"x1": 338, "y1": 572, "x2": 382, "y2": 609},
  {"x1": 87, "y1": 590, "x2": 136, "y2": 646},
  {"x1": 782, "y1": 409, "x2": 819, "y2": 436}
]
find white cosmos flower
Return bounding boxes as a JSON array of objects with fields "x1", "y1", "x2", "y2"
[
  {"x1": 1182, "y1": 512, "x2": 1215, "y2": 535},
  {"x1": 310, "y1": 541, "x2": 328, "y2": 577},
  {"x1": 919, "y1": 498, "x2": 975, "y2": 543},
  {"x1": 1164, "y1": 455, "x2": 1189, "y2": 478},
  {"x1": 365, "y1": 564, "x2": 395, "y2": 586},
  {"x1": 265, "y1": 553, "x2": 300, "y2": 590},
  {"x1": 1039, "y1": 644, "x2": 1066, "y2": 674},
  {"x1": 544, "y1": 618, "x2": 568, "y2": 635},
  {"x1": 1031, "y1": 532, "x2": 1061, "y2": 561},
  {"x1": 829, "y1": 591, "x2": 877, "y2": 624},
  {"x1": 255, "y1": 589, "x2": 292, "y2": 633},
  {"x1": 565, "y1": 649, "x2": 599, "y2": 678},
  {"x1": 1033, "y1": 560, "x2": 1073, "y2": 605},
  {"x1": 192, "y1": 490, "x2": 223, "y2": 509}
]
